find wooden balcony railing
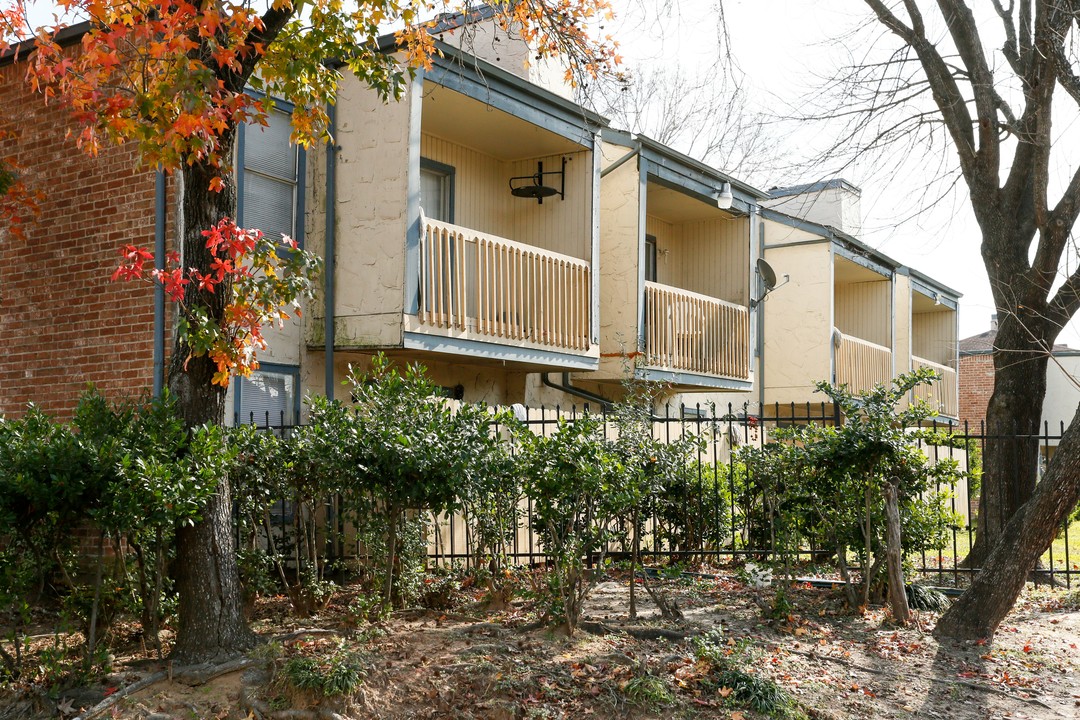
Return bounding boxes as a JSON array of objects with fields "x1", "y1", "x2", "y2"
[
  {"x1": 417, "y1": 216, "x2": 591, "y2": 352},
  {"x1": 644, "y1": 281, "x2": 750, "y2": 380},
  {"x1": 912, "y1": 356, "x2": 958, "y2": 417},
  {"x1": 834, "y1": 332, "x2": 892, "y2": 394}
]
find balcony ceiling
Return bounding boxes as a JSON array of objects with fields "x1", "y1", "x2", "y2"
[
  {"x1": 421, "y1": 85, "x2": 583, "y2": 161},
  {"x1": 912, "y1": 289, "x2": 953, "y2": 313},
  {"x1": 647, "y1": 183, "x2": 733, "y2": 223},
  {"x1": 834, "y1": 255, "x2": 887, "y2": 284}
]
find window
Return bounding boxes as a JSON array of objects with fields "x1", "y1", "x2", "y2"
[
  {"x1": 420, "y1": 158, "x2": 454, "y2": 223},
  {"x1": 645, "y1": 234, "x2": 658, "y2": 283},
  {"x1": 240, "y1": 108, "x2": 302, "y2": 245},
  {"x1": 235, "y1": 366, "x2": 299, "y2": 428}
]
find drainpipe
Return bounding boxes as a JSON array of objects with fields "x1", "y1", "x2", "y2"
[
  {"x1": 153, "y1": 169, "x2": 166, "y2": 398},
  {"x1": 600, "y1": 147, "x2": 638, "y2": 179},
  {"x1": 324, "y1": 102, "x2": 337, "y2": 400},
  {"x1": 755, "y1": 211, "x2": 766, "y2": 416},
  {"x1": 542, "y1": 373, "x2": 613, "y2": 412},
  {"x1": 543, "y1": 372, "x2": 682, "y2": 422}
]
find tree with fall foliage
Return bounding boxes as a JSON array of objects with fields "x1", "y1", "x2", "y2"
[{"x1": 0, "y1": 0, "x2": 616, "y2": 663}]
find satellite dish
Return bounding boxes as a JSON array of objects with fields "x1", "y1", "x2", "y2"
[
  {"x1": 751, "y1": 258, "x2": 788, "y2": 308},
  {"x1": 757, "y1": 258, "x2": 778, "y2": 291}
]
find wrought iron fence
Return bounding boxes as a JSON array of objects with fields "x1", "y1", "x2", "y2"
[{"x1": 238, "y1": 403, "x2": 1077, "y2": 589}]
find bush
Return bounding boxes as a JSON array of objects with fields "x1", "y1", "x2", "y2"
[
  {"x1": 520, "y1": 414, "x2": 617, "y2": 633},
  {"x1": 737, "y1": 370, "x2": 964, "y2": 611},
  {"x1": 312, "y1": 354, "x2": 503, "y2": 610}
]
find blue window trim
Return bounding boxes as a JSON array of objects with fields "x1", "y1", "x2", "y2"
[
  {"x1": 237, "y1": 102, "x2": 306, "y2": 249},
  {"x1": 419, "y1": 157, "x2": 456, "y2": 224},
  {"x1": 233, "y1": 362, "x2": 302, "y2": 427}
]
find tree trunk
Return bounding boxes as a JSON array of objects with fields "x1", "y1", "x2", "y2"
[
  {"x1": 936, "y1": 405, "x2": 1080, "y2": 641},
  {"x1": 169, "y1": 136, "x2": 256, "y2": 664},
  {"x1": 883, "y1": 483, "x2": 909, "y2": 625},
  {"x1": 963, "y1": 313, "x2": 1050, "y2": 568}
]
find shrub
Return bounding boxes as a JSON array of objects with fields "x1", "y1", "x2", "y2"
[
  {"x1": 324, "y1": 354, "x2": 502, "y2": 610},
  {"x1": 520, "y1": 414, "x2": 617, "y2": 633},
  {"x1": 738, "y1": 370, "x2": 964, "y2": 613}
]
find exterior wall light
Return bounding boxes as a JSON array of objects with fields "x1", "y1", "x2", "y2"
[{"x1": 716, "y1": 181, "x2": 734, "y2": 210}]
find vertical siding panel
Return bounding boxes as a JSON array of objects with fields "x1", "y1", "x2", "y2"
[
  {"x1": 913, "y1": 309, "x2": 957, "y2": 367},
  {"x1": 835, "y1": 280, "x2": 891, "y2": 347}
]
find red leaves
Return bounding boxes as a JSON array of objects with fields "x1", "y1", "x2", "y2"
[
  {"x1": 111, "y1": 217, "x2": 319, "y2": 387},
  {"x1": 111, "y1": 244, "x2": 154, "y2": 281}
]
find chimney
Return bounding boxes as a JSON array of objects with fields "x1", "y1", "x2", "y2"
[
  {"x1": 990, "y1": 314, "x2": 998, "y2": 332},
  {"x1": 763, "y1": 178, "x2": 862, "y2": 235}
]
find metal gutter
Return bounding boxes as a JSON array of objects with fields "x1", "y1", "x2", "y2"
[
  {"x1": 636, "y1": 135, "x2": 768, "y2": 200},
  {"x1": 324, "y1": 101, "x2": 337, "y2": 399}
]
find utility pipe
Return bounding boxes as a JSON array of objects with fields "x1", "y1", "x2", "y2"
[{"x1": 324, "y1": 102, "x2": 337, "y2": 400}]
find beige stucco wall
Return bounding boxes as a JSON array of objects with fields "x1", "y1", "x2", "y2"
[
  {"x1": 595, "y1": 141, "x2": 642, "y2": 380},
  {"x1": 761, "y1": 235, "x2": 833, "y2": 406},
  {"x1": 894, "y1": 274, "x2": 911, "y2": 380},
  {"x1": 330, "y1": 72, "x2": 412, "y2": 348},
  {"x1": 763, "y1": 217, "x2": 825, "y2": 247},
  {"x1": 436, "y1": 19, "x2": 530, "y2": 80},
  {"x1": 764, "y1": 186, "x2": 862, "y2": 236},
  {"x1": 300, "y1": 349, "x2": 526, "y2": 411},
  {"x1": 1041, "y1": 356, "x2": 1080, "y2": 433}
]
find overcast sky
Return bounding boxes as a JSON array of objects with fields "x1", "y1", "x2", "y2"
[{"x1": 604, "y1": 0, "x2": 1028, "y2": 344}]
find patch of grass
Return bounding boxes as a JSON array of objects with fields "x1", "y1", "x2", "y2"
[
  {"x1": 278, "y1": 643, "x2": 369, "y2": 697},
  {"x1": 692, "y1": 629, "x2": 805, "y2": 720},
  {"x1": 623, "y1": 674, "x2": 675, "y2": 709},
  {"x1": 711, "y1": 666, "x2": 805, "y2": 719}
]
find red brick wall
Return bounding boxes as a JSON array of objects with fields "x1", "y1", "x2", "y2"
[
  {"x1": 958, "y1": 353, "x2": 994, "y2": 429},
  {"x1": 0, "y1": 57, "x2": 170, "y2": 419}
]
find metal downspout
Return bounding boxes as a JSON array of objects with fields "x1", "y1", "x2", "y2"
[
  {"x1": 542, "y1": 373, "x2": 613, "y2": 412},
  {"x1": 153, "y1": 169, "x2": 166, "y2": 398},
  {"x1": 324, "y1": 102, "x2": 337, "y2": 400},
  {"x1": 756, "y1": 212, "x2": 766, "y2": 415},
  {"x1": 599, "y1": 147, "x2": 638, "y2": 179}
]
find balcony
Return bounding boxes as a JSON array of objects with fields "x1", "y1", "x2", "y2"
[
  {"x1": 835, "y1": 333, "x2": 892, "y2": 394},
  {"x1": 643, "y1": 282, "x2": 750, "y2": 381},
  {"x1": 412, "y1": 216, "x2": 592, "y2": 355},
  {"x1": 912, "y1": 356, "x2": 958, "y2": 417}
]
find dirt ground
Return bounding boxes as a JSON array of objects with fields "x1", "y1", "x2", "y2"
[{"x1": 4, "y1": 570, "x2": 1080, "y2": 719}]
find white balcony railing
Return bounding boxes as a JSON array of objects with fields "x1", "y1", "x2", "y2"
[
  {"x1": 644, "y1": 281, "x2": 750, "y2": 380},
  {"x1": 417, "y1": 216, "x2": 591, "y2": 353},
  {"x1": 912, "y1": 356, "x2": 958, "y2": 417},
  {"x1": 834, "y1": 332, "x2": 893, "y2": 394}
]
